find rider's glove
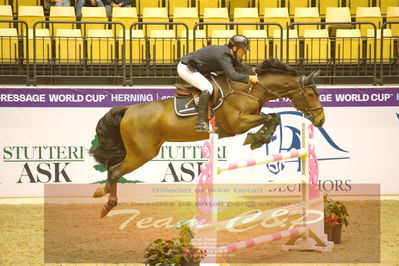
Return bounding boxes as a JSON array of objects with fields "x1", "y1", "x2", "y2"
[{"x1": 249, "y1": 75, "x2": 259, "y2": 83}]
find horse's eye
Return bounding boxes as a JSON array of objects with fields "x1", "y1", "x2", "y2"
[{"x1": 307, "y1": 93, "x2": 315, "y2": 97}]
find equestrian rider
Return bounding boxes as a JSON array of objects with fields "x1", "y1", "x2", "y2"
[{"x1": 177, "y1": 35, "x2": 259, "y2": 132}]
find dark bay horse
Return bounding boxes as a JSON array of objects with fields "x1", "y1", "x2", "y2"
[{"x1": 90, "y1": 59, "x2": 325, "y2": 218}]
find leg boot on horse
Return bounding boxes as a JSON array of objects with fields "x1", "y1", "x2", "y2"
[
  {"x1": 248, "y1": 113, "x2": 281, "y2": 150},
  {"x1": 243, "y1": 113, "x2": 281, "y2": 149}
]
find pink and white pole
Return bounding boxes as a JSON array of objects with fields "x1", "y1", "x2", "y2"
[
  {"x1": 218, "y1": 148, "x2": 308, "y2": 173},
  {"x1": 218, "y1": 227, "x2": 308, "y2": 254}
]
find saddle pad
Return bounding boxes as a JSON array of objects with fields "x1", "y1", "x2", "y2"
[{"x1": 173, "y1": 89, "x2": 224, "y2": 117}]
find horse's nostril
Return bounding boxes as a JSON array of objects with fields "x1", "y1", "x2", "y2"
[{"x1": 318, "y1": 119, "x2": 325, "y2": 127}]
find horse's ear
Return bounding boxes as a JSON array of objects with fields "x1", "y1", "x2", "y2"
[
  {"x1": 304, "y1": 71, "x2": 315, "y2": 86},
  {"x1": 313, "y1": 70, "x2": 321, "y2": 79}
]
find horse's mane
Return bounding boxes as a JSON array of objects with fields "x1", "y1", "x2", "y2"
[
  {"x1": 233, "y1": 59, "x2": 298, "y2": 77},
  {"x1": 256, "y1": 59, "x2": 298, "y2": 76}
]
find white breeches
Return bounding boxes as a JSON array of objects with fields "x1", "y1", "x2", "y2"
[{"x1": 177, "y1": 62, "x2": 213, "y2": 94}]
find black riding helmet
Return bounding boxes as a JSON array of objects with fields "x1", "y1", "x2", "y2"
[{"x1": 228, "y1": 35, "x2": 250, "y2": 51}]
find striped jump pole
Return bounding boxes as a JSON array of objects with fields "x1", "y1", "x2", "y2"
[
  {"x1": 218, "y1": 227, "x2": 307, "y2": 254},
  {"x1": 218, "y1": 148, "x2": 308, "y2": 173}
]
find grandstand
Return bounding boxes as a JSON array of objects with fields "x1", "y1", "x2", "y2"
[{"x1": 0, "y1": 0, "x2": 398, "y2": 85}]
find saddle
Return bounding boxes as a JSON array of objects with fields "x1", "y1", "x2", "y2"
[{"x1": 173, "y1": 74, "x2": 224, "y2": 117}]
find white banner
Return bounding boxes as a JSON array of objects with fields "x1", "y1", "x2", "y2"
[{"x1": 0, "y1": 104, "x2": 398, "y2": 197}]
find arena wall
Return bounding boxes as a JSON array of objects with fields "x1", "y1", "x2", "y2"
[{"x1": 0, "y1": 85, "x2": 398, "y2": 197}]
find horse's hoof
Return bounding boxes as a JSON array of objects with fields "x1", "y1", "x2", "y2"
[
  {"x1": 100, "y1": 202, "x2": 117, "y2": 218},
  {"x1": 93, "y1": 187, "x2": 105, "y2": 198},
  {"x1": 243, "y1": 133, "x2": 254, "y2": 145},
  {"x1": 93, "y1": 184, "x2": 110, "y2": 198},
  {"x1": 250, "y1": 141, "x2": 264, "y2": 150},
  {"x1": 101, "y1": 206, "x2": 110, "y2": 218},
  {"x1": 100, "y1": 197, "x2": 117, "y2": 218}
]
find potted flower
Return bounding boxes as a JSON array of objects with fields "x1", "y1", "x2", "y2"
[
  {"x1": 324, "y1": 194, "x2": 349, "y2": 244},
  {"x1": 144, "y1": 223, "x2": 207, "y2": 266}
]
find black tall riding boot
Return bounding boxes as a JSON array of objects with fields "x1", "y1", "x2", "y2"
[{"x1": 195, "y1": 90, "x2": 211, "y2": 132}]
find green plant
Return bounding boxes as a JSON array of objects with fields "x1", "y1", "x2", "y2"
[
  {"x1": 324, "y1": 194, "x2": 349, "y2": 227},
  {"x1": 144, "y1": 222, "x2": 207, "y2": 266}
]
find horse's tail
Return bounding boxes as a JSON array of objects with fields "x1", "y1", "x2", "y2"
[{"x1": 90, "y1": 106, "x2": 128, "y2": 168}]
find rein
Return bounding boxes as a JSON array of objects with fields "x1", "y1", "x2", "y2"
[
  {"x1": 225, "y1": 79, "x2": 261, "y2": 102},
  {"x1": 223, "y1": 67, "x2": 264, "y2": 108}
]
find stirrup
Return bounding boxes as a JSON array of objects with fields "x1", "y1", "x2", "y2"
[{"x1": 195, "y1": 121, "x2": 210, "y2": 132}]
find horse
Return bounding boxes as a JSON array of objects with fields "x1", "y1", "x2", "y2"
[{"x1": 90, "y1": 59, "x2": 325, "y2": 218}]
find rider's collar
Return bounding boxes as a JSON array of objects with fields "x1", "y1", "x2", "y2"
[{"x1": 224, "y1": 45, "x2": 234, "y2": 58}]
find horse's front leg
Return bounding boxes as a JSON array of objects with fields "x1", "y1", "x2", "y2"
[{"x1": 240, "y1": 113, "x2": 281, "y2": 150}]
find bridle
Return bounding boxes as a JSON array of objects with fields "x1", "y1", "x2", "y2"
[
  {"x1": 228, "y1": 74, "x2": 324, "y2": 121},
  {"x1": 296, "y1": 76, "x2": 325, "y2": 121}
]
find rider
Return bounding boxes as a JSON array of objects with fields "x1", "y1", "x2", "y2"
[{"x1": 177, "y1": 35, "x2": 259, "y2": 132}]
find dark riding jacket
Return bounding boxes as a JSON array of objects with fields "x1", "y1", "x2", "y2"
[{"x1": 181, "y1": 45, "x2": 250, "y2": 83}]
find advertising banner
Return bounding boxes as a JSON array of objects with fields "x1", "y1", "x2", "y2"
[{"x1": 0, "y1": 87, "x2": 398, "y2": 197}]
